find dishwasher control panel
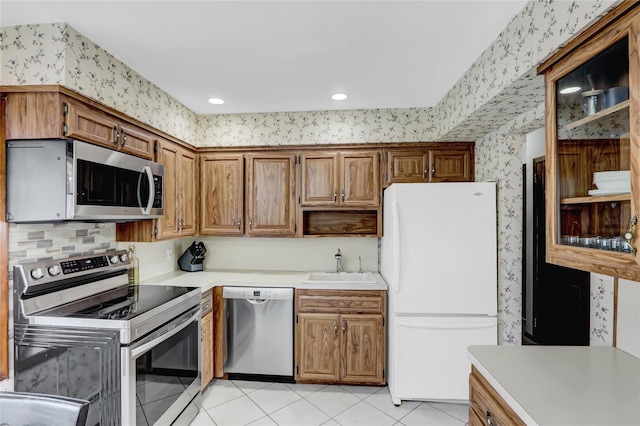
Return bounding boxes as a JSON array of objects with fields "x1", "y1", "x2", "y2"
[{"x1": 222, "y1": 286, "x2": 293, "y2": 300}]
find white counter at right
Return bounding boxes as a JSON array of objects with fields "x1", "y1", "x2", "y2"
[{"x1": 468, "y1": 345, "x2": 640, "y2": 426}]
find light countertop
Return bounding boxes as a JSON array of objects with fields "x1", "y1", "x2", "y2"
[
  {"x1": 468, "y1": 345, "x2": 640, "y2": 426},
  {"x1": 139, "y1": 269, "x2": 388, "y2": 292}
]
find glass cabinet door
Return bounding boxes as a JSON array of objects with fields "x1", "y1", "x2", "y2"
[
  {"x1": 544, "y1": 6, "x2": 640, "y2": 279},
  {"x1": 554, "y1": 37, "x2": 631, "y2": 253}
]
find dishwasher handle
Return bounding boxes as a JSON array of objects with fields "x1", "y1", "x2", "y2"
[{"x1": 246, "y1": 299, "x2": 268, "y2": 305}]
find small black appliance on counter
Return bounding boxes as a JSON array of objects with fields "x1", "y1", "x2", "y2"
[{"x1": 178, "y1": 241, "x2": 207, "y2": 272}]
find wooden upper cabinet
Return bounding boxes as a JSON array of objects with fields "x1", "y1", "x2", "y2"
[
  {"x1": 429, "y1": 149, "x2": 472, "y2": 182},
  {"x1": 64, "y1": 99, "x2": 119, "y2": 147},
  {"x1": 118, "y1": 121, "x2": 155, "y2": 159},
  {"x1": 300, "y1": 152, "x2": 339, "y2": 206},
  {"x1": 541, "y1": 5, "x2": 640, "y2": 280},
  {"x1": 387, "y1": 150, "x2": 428, "y2": 183},
  {"x1": 246, "y1": 153, "x2": 296, "y2": 236},
  {"x1": 300, "y1": 150, "x2": 379, "y2": 208},
  {"x1": 386, "y1": 146, "x2": 473, "y2": 185},
  {"x1": 341, "y1": 151, "x2": 380, "y2": 207},
  {"x1": 155, "y1": 138, "x2": 197, "y2": 240},
  {"x1": 64, "y1": 99, "x2": 153, "y2": 159},
  {"x1": 200, "y1": 153, "x2": 244, "y2": 236},
  {"x1": 179, "y1": 149, "x2": 198, "y2": 236}
]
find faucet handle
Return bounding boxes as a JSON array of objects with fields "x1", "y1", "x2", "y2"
[{"x1": 335, "y1": 248, "x2": 341, "y2": 257}]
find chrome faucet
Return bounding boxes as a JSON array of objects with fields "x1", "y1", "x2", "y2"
[{"x1": 335, "y1": 248, "x2": 342, "y2": 273}]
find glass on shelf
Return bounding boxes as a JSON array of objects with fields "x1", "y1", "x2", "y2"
[{"x1": 555, "y1": 37, "x2": 631, "y2": 251}]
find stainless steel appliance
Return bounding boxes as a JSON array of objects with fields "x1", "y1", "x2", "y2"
[
  {"x1": 223, "y1": 287, "x2": 294, "y2": 381},
  {"x1": 13, "y1": 250, "x2": 201, "y2": 426},
  {"x1": 6, "y1": 139, "x2": 164, "y2": 222}
]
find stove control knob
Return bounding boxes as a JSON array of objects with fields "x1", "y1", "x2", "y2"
[
  {"x1": 48, "y1": 265, "x2": 61, "y2": 276},
  {"x1": 119, "y1": 253, "x2": 128, "y2": 263},
  {"x1": 109, "y1": 255, "x2": 120, "y2": 264},
  {"x1": 30, "y1": 268, "x2": 44, "y2": 280}
]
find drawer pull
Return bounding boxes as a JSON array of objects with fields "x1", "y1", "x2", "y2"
[{"x1": 486, "y1": 411, "x2": 494, "y2": 426}]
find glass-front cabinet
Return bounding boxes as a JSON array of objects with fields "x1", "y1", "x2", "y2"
[{"x1": 543, "y1": 5, "x2": 640, "y2": 280}]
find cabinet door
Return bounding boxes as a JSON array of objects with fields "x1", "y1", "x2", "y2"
[
  {"x1": 428, "y1": 150, "x2": 472, "y2": 182},
  {"x1": 544, "y1": 9, "x2": 640, "y2": 278},
  {"x1": 178, "y1": 148, "x2": 198, "y2": 236},
  {"x1": 340, "y1": 314, "x2": 384, "y2": 384},
  {"x1": 296, "y1": 313, "x2": 340, "y2": 382},
  {"x1": 156, "y1": 141, "x2": 180, "y2": 239},
  {"x1": 64, "y1": 100, "x2": 119, "y2": 148},
  {"x1": 340, "y1": 151, "x2": 380, "y2": 207},
  {"x1": 201, "y1": 312, "x2": 214, "y2": 390},
  {"x1": 300, "y1": 152, "x2": 339, "y2": 206},
  {"x1": 119, "y1": 121, "x2": 154, "y2": 159},
  {"x1": 387, "y1": 150, "x2": 428, "y2": 183},
  {"x1": 200, "y1": 154, "x2": 244, "y2": 235},
  {"x1": 246, "y1": 153, "x2": 296, "y2": 236}
]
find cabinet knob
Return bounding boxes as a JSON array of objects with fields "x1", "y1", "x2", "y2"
[
  {"x1": 249, "y1": 217, "x2": 253, "y2": 229},
  {"x1": 113, "y1": 126, "x2": 120, "y2": 145},
  {"x1": 625, "y1": 215, "x2": 637, "y2": 256},
  {"x1": 121, "y1": 130, "x2": 127, "y2": 148},
  {"x1": 237, "y1": 218, "x2": 242, "y2": 230},
  {"x1": 431, "y1": 164, "x2": 436, "y2": 175},
  {"x1": 333, "y1": 320, "x2": 338, "y2": 336},
  {"x1": 342, "y1": 319, "x2": 346, "y2": 332},
  {"x1": 341, "y1": 190, "x2": 345, "y2": 202},
  {"x1": 423, "y1": 165, "x2": 427, "y2": 179},
  {"x1": 334, "y1": 190, "x2": 337, "y2": 202}
]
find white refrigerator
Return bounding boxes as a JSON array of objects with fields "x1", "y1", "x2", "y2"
[{"x1": 380, "y1": 182, "x2": 498, "y2": 404}]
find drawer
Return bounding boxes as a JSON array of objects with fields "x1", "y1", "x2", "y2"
[
  {"x1": 469, "y1": 367, "x2": 524, "y2": 426},
  {"x1": 201, "y1": 289, "x2": 213, "y2": 316},
  {"x1": 296, "y1": 289, "x2": 385, "y2": 314}
]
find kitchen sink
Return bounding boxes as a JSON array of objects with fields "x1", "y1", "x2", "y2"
[{"x1": 304, "y1": 271, "x2": 377, "y2": 284}]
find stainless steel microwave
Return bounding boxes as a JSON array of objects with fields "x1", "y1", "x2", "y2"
[{"x1": 6, "y1": 139, "x2": 164, "y2": 222}]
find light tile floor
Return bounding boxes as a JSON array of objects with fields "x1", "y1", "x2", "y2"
[{"x1": 190, "y1": 380, "x2": 469, "y2": 426}]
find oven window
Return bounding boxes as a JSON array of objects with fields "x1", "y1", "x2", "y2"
[
  {"x1": 135, "y1": 319, "x2": 199, "y2": 426},
  {"x1": 77, "y1": 159, "x2": 150, "y2": 208}
]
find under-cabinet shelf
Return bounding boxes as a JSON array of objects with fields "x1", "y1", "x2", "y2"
[
  {"x1": 560, "y1": 193, "x2": 631, "y2": 204},
  {"x1": 563, "y1": 100, "x2": 629, "y2": 131}
]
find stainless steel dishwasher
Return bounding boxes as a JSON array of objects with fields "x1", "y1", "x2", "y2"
[{"x1": 223, "y1": 287, "x2": 294, "y2": 381}]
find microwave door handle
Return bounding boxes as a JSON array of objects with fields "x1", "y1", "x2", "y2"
[{"x1": 139, "y1": 166, "x2": 154, "y2": 215}]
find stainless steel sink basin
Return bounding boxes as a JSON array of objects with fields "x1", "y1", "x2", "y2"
[{"x1": 304, "y1": 272, "x2": 377, "y2": 284}]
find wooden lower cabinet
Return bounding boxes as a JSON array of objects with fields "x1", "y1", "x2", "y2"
[
  {"x1": 295, "y1": 290, "x2": 385, "y2": 385},
  {"x1": 469, "y1": 366, "x2": 524, "y2": 426},
  {"x1": 201, "y1": 290, "x2": 214, "y2": 390}
]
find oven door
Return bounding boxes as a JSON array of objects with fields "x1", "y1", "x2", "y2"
[
  {"x1": 121, "y1": 306, "x2": 201, "y2": 426},
  {"x1": 73, "y1": 141, "x2": 163, "y2": 220}
]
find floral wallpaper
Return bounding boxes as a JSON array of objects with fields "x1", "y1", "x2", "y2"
[
  {"x1": 196, "y1": 107, "x2": 437, "y2": 147},
  {"x1": 0, "y1": 23, "x2": 198, "y2": 144},
  {"x1": 0, "y1": 0, "x2": 627, "y2": 349},
  {"x1": 435, "y1": 0, "x2": 617, "y2": 141},
  {"x1": 590, "y1": 273, "x2": 615, "y2": 345}
]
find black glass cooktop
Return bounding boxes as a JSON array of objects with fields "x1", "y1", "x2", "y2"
[{"x1": 38, "y1": 285, "x2": 198, "y2": 320}]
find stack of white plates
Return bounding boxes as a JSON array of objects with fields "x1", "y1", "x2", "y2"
[{"x1": 589, "y1": 170, "x2": 630, "y2": 195}]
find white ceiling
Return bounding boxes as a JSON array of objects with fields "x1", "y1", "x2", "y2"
[{"x1": 0, "y1": 1, "x2": 527, "y2": 115}]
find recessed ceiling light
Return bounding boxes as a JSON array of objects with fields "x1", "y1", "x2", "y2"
[
  {"x1": 559, "y1": 86, "x2": 581, "y2": 94},
  {"x1": 208, "y1": 97, "x2": 224, "y2": 105},
  {"x1": 331, "y1": 93, "x2": 348, "y2": 101}
]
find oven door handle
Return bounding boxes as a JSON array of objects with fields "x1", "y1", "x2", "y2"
[
  {"x1": 137, "y1": 166, "x2": 155, "y2": 215},
  {"x1": 130, "y1": 308, "x2": 200, "y2": 359}
]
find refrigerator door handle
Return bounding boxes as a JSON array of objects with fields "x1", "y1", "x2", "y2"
[
  {"x1": 397, "y1": 320, "x2": 496, "y2": 329},
  {"x1": 392, "y1": 201, "x2": 400, "y2": 294}
]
